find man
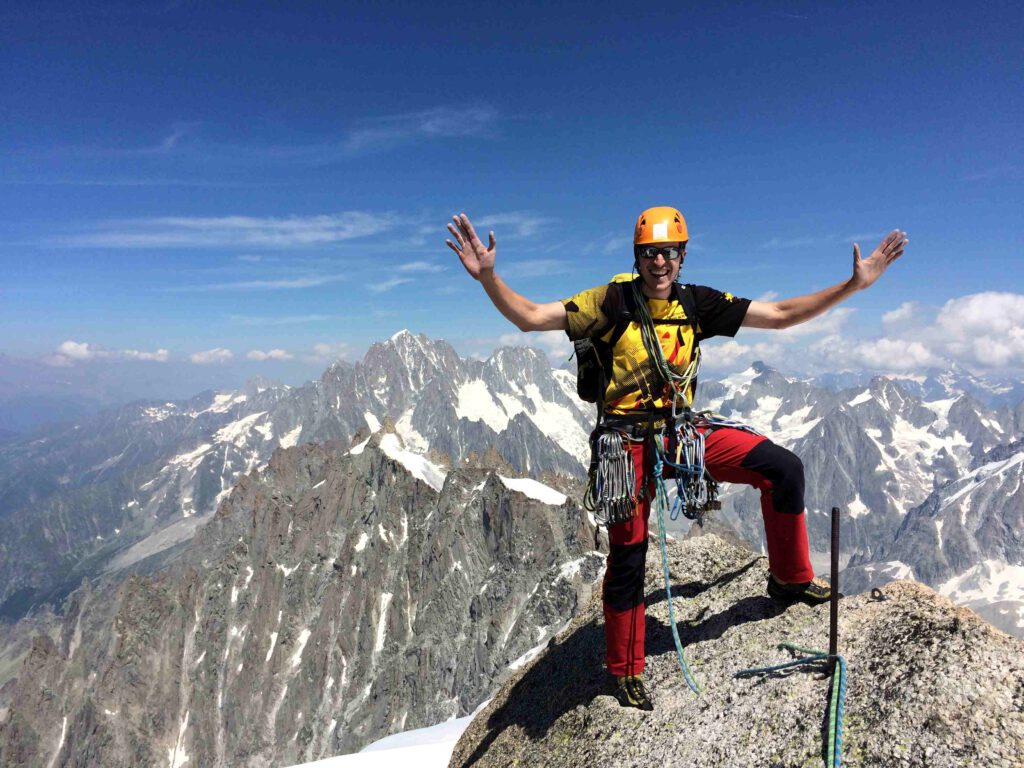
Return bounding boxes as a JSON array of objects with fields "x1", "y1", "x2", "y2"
[{"x1": 446, "y1": 207, "x2": 907, "y2": 710}]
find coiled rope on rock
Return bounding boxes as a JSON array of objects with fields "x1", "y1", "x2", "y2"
[{"x1": 735, "y1": 643, "x2": 848, "y2": 768}]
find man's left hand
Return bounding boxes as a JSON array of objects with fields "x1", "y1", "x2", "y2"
[{"x1": 852, "y1": 229, "x2": 908, "y2": 290}]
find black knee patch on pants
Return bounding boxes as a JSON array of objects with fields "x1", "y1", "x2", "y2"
[
  {"x1": 740, "y1": 440, "x2": 805, "y2": 514},
  {"x1": 605, "y1": 540, "x2": 647, "y2": 612}
]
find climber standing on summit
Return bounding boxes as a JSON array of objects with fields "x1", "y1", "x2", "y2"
[{"x1": 445, "y1": 207, "x2": 907, "y2": 711}]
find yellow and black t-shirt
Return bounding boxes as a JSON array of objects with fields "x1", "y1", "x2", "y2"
[{"x1": 562, "y1": 275, "x2": 750, "y2": 414}]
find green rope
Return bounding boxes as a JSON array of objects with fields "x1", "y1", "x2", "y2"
[
  {"x1": 735, "y1": 643, "x2": 847, "y2": 768},
  {"x1": 629, "y1": 279, "x2": 700, "y2": 408}
]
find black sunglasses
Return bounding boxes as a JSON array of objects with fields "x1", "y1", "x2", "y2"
[{"x1": 635, "y1": 244, "x2": 685, "y2": 261}]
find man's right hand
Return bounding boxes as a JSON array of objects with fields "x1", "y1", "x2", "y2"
[{"x1": 446, "y1": 213, "x2": 496, "y2": 281}]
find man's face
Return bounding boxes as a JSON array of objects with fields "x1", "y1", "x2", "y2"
[{"x1": 636, "y1": 242, "x2": 685, "y2": 296}]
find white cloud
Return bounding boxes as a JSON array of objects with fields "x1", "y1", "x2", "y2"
[
  {"x1": 758, "y1": 231, "x2": 891, "y2": 252},
  {"x1": 881, "y1": 301, "x2": 919, "y2": 327},
  {"x1": 739, "y1": 307, "x2": 855, "y2": 344},
  {"x1": 366, "y1": 277, "x2": 413, "y2": 294},
  {"x1": 699, "y1": 338, "x2": 786, "y2": 371},
  {"x1": 398, "y1": 260, "x2": 447, "y2": 273},
  {"x1": 247, "y1": 349, "x2": 293, "y2": 361},
  {"x1": 303, "y1": 341, "x2": 353, "y2": 364},
  {"x1": 228, "y1": 314, "x2": 333, "y2": 325},
  {"x1": 54, "y1": 211, "x2": 390, "y2": 249},
  {"x1": 344, "y1": 105, "x2": 498, "y2": 153},
  {"x1": 172, "y1": 275, "x2": 346, "y2": 292},
  {"x1": 810, "y1": 336, "x2": 944, "y2": 372},
  {"x1": 496, "y1": 330, "x2": 574, "y2": 361},
  {"x1": 500, "y1": 259, "x2": 572, "y2": 279},
  {"x1": 777, "y1": 306, "x2": 855, "y2": 338},
  {"x1": 870, "y1": 292, "x2": 1024, "y2": 371},
  {"x1": 189, "y1": 348, "x2": 234, "y2": 364},
  {"x1": 47, "y1": 340, "x2": 169, "y2": 366},
  {"x1": 57, "y1": 340, "x2": 99, "y2": 361},
  {"x1": 602, "y1": 235, "x2": 632, "y2": 255},
  {"x1": 123, "y1": 348, "x2": 170, "y2": 362},
  {"x1": 473, "y1": 212, "x2": 549, "y2": 238}
]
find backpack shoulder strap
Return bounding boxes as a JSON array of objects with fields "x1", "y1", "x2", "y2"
[
  {"x1": 606, "y1": 278, "x2": 639, "y2": 349},
  {"x1": 673, "y1": 282, "x2": 699, "y2": 328}
]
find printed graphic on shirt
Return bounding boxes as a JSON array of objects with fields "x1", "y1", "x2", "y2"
[{"x1": 563, "y1": 276, "x2": 750, "y2": 414}]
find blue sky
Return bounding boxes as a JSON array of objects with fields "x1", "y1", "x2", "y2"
[{"x1": 2, "y1": 0, "x2": 1022, "y2": 393}]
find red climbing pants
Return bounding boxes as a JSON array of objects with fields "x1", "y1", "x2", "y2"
[{"x1": 603, "y1": 426, "x2": 814, "y2": 676}]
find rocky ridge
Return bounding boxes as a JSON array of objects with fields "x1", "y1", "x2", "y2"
[
  {"x1": 0, "y1": 434, "x2": 604, "y2": 767},
  {"x1": 450, "y1": 534, "x2": 1023, "y2": 768}
]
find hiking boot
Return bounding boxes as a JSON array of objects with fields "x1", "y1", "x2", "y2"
[
  {"x1": 612, "y1": 673, "x2": 654, "y2": 711},
  {"x1": 767, "y1": 574, "x2": 836, "y2": 605}
]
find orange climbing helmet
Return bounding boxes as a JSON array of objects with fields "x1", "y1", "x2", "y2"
[{"x1": 634, "y1": 206, "x2": 688, "y2": 244}]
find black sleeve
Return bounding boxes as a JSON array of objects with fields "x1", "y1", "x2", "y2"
[{"x1": 690, "y1": 284, "x2": 751, "y2": 340}]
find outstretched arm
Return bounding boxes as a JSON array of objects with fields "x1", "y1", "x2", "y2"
[
  {"x1": 742, "y1": 229, "x2": 908, "y2": 329},
  {"x1": 446, "y1": 213, "x2": 568, "y2": 332}
]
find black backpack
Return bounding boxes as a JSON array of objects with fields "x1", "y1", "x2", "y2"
[{"x1": 574, "y1": 279, "x2": 699, "y2": 411}]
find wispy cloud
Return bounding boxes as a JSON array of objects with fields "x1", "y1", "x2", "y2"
[
  {"x1": 43, "y1": 121, "x2": 202, "y2": 160},
  {"x1": 1, "y1": 177, "x2": 260, "y2": 188},
  {"x1": 45, "y1": 340, "x2": 169, "y2": 366},
  {"x1": 189, "y1": 348, "x2": 233, "y2": 364},
  {"x1": 247, "y1": 349, "x2": 293, "y2": 361},
  {"x1": 366, "y1": 277, "x2": 414, "y2": 293},
  {"x1": 171, "y1": 275, "x2": 346, "y2": 292},
  {"x1": 53, "y1": 211, "x2": 390, "y2": 249},
  {"x1": 720, "y1": 291, "x2": 1024, "y2": 375},
  {"x1": 500, "y1": 259, "x2": 573, "y2": 279},
  {"x1": 228, "y1": 313, "x2": 334, "y2": 325},
  {"x1": 343, "y1": 105, "x2": 499, "y2": 154},
  {"x1": 303, "y1": 341, "x2": 353, "y2": 364},
  {"x1": 398, "y1": 260, "x2": 447, "y2": 273},
  {"x1": 463, "y1": 330, "x2": 573, "y2": 362},
  {"x1": 602, "y1": 235, "x2": 632, "y2": 255},
  {"x1": 964, "y1": 165, "x2": 1024, "y2": 182},
  {"x1": 473, "y1": 211, "x2": 549, "y2": 238},
  {"x1": 760, "y1": 232, "x2": 888, "y2": 250}
]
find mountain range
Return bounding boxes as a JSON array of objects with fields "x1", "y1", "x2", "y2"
[{"x1": 0, "y1": 329, "x2": 1021, "y2": 764}]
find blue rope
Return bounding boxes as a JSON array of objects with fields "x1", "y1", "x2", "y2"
[{"x1": 652, "y1": 443, "x2": 702, "y2": 695}]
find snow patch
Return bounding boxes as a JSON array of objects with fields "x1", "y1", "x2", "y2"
[
  {"x1": 354, "y1": 533, "x2": 369, "y2": 552},
  {"x1": 499, "y1": 476, "x2": 567, "y2": 506},
  {"x1": 455, "y1": 379, "x2": 507, "y2": 432},
  {"x1": 168, "y1": 443, "x2": 212, "y2": 470},
  {"x1": 215, "y1": 412, "x2": 269, "y2": 446},
  {"x1": 364, "y1": 412, "x2": 381, "y2": 432},
  {"x1": 279, "y1": 424, "x2": 303, "y2": 449},
  {"x1": 847, "y1": 390, "x2": 872, "y2": 407},
  {"x1": 939, "y1": 560, "x2": 1024, "y2": 605},
  {"x1": 290, "y1": 629, "x2": 312, "y2": 669},
  {"x1": 167, "y1": 711, "x2": 189, "y2": 768},
  {"x1": 375, "y1": 593, "x2": 393, "y2": 654},
  {"x1": 847, "y1": 495, "x2": 870, "y2": 519},
  {"x1": 379, "y1": 434, "x2": 446, "y2": 491},
  {"x1": 202, "y1": 392, "x2": 247, "y2": 415}
]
